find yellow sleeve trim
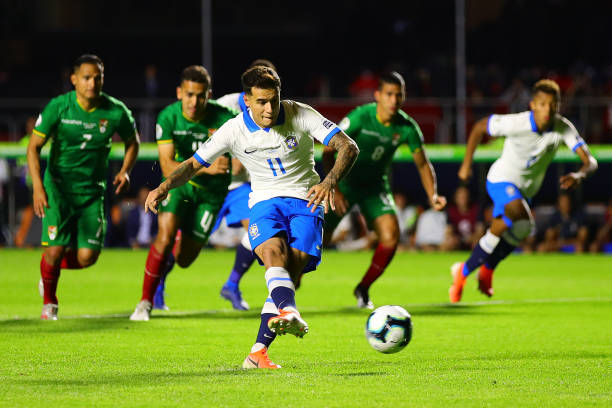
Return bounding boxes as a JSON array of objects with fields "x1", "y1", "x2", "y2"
[
  {"x1": 41, "y1": 241, "x2": 49, "y2": 246},
  {"x1": 188, "y1": 180, "x2": 204, "y2": 190},
  {"x1": 32, "y1": 129, "x2": 47, "y2": 138},
  {"x1": 157, "y1": 140, "x2": 174, "y2": 145}
]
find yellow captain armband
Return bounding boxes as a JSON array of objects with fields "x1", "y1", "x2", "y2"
[{"x1": 32, "y1": 129, "x2": 46, "y2": 138}]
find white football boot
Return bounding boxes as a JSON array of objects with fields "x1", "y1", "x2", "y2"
[
  {"x1": 41, "y1": 303, "x2": 58, "y2": 320},
  {"x1": 129, "y1": 300, "x2": 152, "y2": 321}
]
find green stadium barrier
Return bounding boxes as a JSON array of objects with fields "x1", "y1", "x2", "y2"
[{"x1": 2, "y1": 142, "x2": 612, "y2": 162}]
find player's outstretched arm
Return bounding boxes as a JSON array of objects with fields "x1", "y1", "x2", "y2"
[
  {"x1": 113, "y1": 135, "x2": 140, "y2": 194},
  {"x1": 321, "y1": 145, "x2": 349, "y2": 216},
  {"x1": 26, "y1": 133, "x2": 49, "y2": 217},
  {"x1": 458, "y1": 117, "x2": 489, "y2": 182},
  {"x1": 307, "y1": 131, "x2": 359, "y2": 213},
  {"x1": 413, "y1": 148, "x2": 447, "y2": 211},
  {"x1": 145, "y1": 157, "x2": 202, "y2": 214},
  {"x1": 559, "y1": 145, "x2": 598, "y2": 190}
]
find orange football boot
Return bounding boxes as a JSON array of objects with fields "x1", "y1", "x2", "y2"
[
  {"x1": 449, "y1": 262, "x2": 467, "y2": 303},
  {"x1": 242, "y1": 347, "x2": 281, "y2": 369}
]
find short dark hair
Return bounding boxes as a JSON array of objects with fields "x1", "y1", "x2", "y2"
[
  {"x1": 180, "y1": 65, "x2": 211, "y2": 88},
  {"x1": 249, "y1": 59, "x2": 277, "y2": 72},
  {"x1": 241, "y1": 66, "x2": 281, "y2": 94},
  {"x1": 532, "y1": 79, "x2": 561, "y2": 102},
  {"x1": 73, "y1": 54, "x2": 104, "y2": 73},
  {"x1": 378, "y1": 71, "x2": 405, "y2": 90}
]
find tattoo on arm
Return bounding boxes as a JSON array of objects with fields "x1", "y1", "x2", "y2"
[
  {"x1": 165, "y1": 160, "x2": 197, "y2": 191},
  {"x1": 323, "y1": 132, "x2": 359, "y2": 188}
]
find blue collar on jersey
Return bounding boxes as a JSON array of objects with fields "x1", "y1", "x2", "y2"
[
  {"x1": 242, "y1": 103, "x2": 285, "y2": 133},
  {"x1": 238, "y1": 92, "x2": 248, "y2": 112},
  {"x1": 529, "y1": 111, "x2": 554, "y2": 134}
]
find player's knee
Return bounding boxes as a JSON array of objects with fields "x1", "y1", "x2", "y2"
[
  {"x1": 44, "y1": 247, "x2": 64, "y2": 266},
  {"x1": 78, "y1": 251, "x2": 99, "y2": 267},
  {"x1": 154, "y1": 233, "x2": 175, "y2": 253},
  {"x1": 258, "y1": 243, "x2": 287, "y2": 265},
  {"x1": 176, "y1": 254, "x2": 196, "y2": 268},
  {"x1": 378, "y1": 229, "x2": 399, "y2": 247},
  {"x1": 504, "y1": 199, "x2": 530, "y2": 221}
]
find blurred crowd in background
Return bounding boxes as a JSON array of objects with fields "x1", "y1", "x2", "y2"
[{"x1": 3, "y1": 142, "x2": 612, "y2": 254}]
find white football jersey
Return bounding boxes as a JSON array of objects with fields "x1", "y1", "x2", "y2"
[
  {"x1": 193, "y1": 100, "x2": 340, "y2": 207},
  {"x1": 215, "y1": 92, "x2": 247, "y2": 114},
  {"x1": 486, "y1": 111, "x2": 585, "y2": 198}
]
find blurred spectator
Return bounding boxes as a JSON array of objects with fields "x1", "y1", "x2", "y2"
[
  {"x1": 126, "y1": 187, "x2": 158, "y2": 249},
  {"x1": 14, "y1": 117, "x2": 38, "y2": 247},
  {"x1": 414, "y1": 208, "x2": 447, "y2": 251},
  {"x1": 537, "y1": 193, "x2": 589, "y2": 253},
  {"x1": 105, "y1": 203, "x2": 128, "y2": 247},
  {"x1": 445, "y1": 186, "x2": 484, "y2": 250},
  {"x1": 144, "y1": 64, "x2": 160, "y2": 97},
  {"x1": 329, "y1": 208, "x2": 373, "y2": 251},
  {"x1": 348, "y1": 69, "x2": 378, "y2": 99},
  {"x1": 0, "y1": 158, "x2": 9, "y2": 245},
  {"x1": 208, "y1": 218, "x2": 243, "y2": 249},
  {"x1": 393, "y1": 191, "x2": 418, "y2": 251},
  {"x1": 501, "y1": 78, "x2": 531, "y2": 113},
  {"x1": 589, "y1": 198, "x2": 612, "y2": 253}
]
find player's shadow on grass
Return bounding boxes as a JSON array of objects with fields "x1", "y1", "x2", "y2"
[
  {"x1": 301, "y1": 304, "x2": 497, "y2": 318},
  {"x1": 0, "y1": 317, "x2": 147, "y2": 334},
  {"x1": 407, "y1": 304, "x2": 501, "y2": 316},
  {"x1": 150, "y1": 310, "x2": 262, "y2": 320}
]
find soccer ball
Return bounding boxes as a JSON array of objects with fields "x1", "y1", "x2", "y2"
[{"x1": 365, "y1": 305, "x2": 412, "y2": 354}]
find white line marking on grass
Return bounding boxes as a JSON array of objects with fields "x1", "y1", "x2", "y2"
[{"x1": 2, "y1": 297, "x2": 611, "y2": 322}]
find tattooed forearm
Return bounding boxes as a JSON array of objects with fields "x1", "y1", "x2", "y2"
[
  {"x1": 323, "y1": 132, "x2": 359, "y2": 188},
  {"x1": 161, "y1": 159, "x2": 199, "y2": 192}
]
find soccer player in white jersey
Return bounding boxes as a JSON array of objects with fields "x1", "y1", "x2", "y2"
[
  {"x1": 449, "y1": 79, "x2": 598, "y2": 302},
  {"x1": 143, "y1": 66, "x2": 359, "y2": 368},
  {"x1": 212, "y1": 59, "x2": 276, "y2": 311}
]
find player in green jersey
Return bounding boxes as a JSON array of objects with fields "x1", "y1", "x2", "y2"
[
  {"x1": 130, "y1": 65, "x2": 237, "y2": 321},
  {"x1": 323, "y1": 71, "x2": 446, "y2": 309},
  {"x1": 27, "y1": 54, "x2": 140, "y2": 320}
]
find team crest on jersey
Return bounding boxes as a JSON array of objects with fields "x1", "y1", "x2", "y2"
[
  {"x1": 99, "y1": 119, "x2": 108, "y2": 134},
  {"x1": 208, "y1": 128, "x2": 217, "y2": 137},
  {"x1": 48, "y1": 226, "x2": 57, "y2": 240},
  {"x1": 392, "y1": 133, "x2": 401, "y2": 145},
  {"x1": 285, "y1": 133, "x2": 298, "y2": 150},
  {"x1": 339, "y1": 117, "x2": 350, "y2": 130},
  {"x1": 161, "y1": 193, "x2": 171, "y2": 207},
  {"x1": 505, "y1": 186, "x2": 516, "y2": 196},
  {"x1": 249, "y1": 223, "x2": 260, "y2": 239}
]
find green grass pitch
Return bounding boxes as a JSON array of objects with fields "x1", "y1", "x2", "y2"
[{"x1": 1, "y1": 249, "x2": 611, "y2": 407}]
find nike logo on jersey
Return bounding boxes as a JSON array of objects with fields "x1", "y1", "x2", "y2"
[
  {"x1": 263, "y1": 334, "x2": 273, "y2": 338},
  {"x1": 244, "y1": 145, "x2": 281, "y2": 154}
]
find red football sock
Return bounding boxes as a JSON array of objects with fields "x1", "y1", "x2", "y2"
[
  {"x1": 40, "y1": 254, "x2": 61, "y2": 304},
  {"x1": 359, "y1": 244, "x2": 397, "y2": 288},
  {"x1": 141, "y1": 244, "x2": 169, "y2": 302},
  {"x1": 60, "y1": 250, "x2": 83, "y2": 269}
]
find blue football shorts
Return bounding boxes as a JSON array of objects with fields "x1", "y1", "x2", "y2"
[{"x1": 248, "y1": 197, "x2": 324, "y2": 272}]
